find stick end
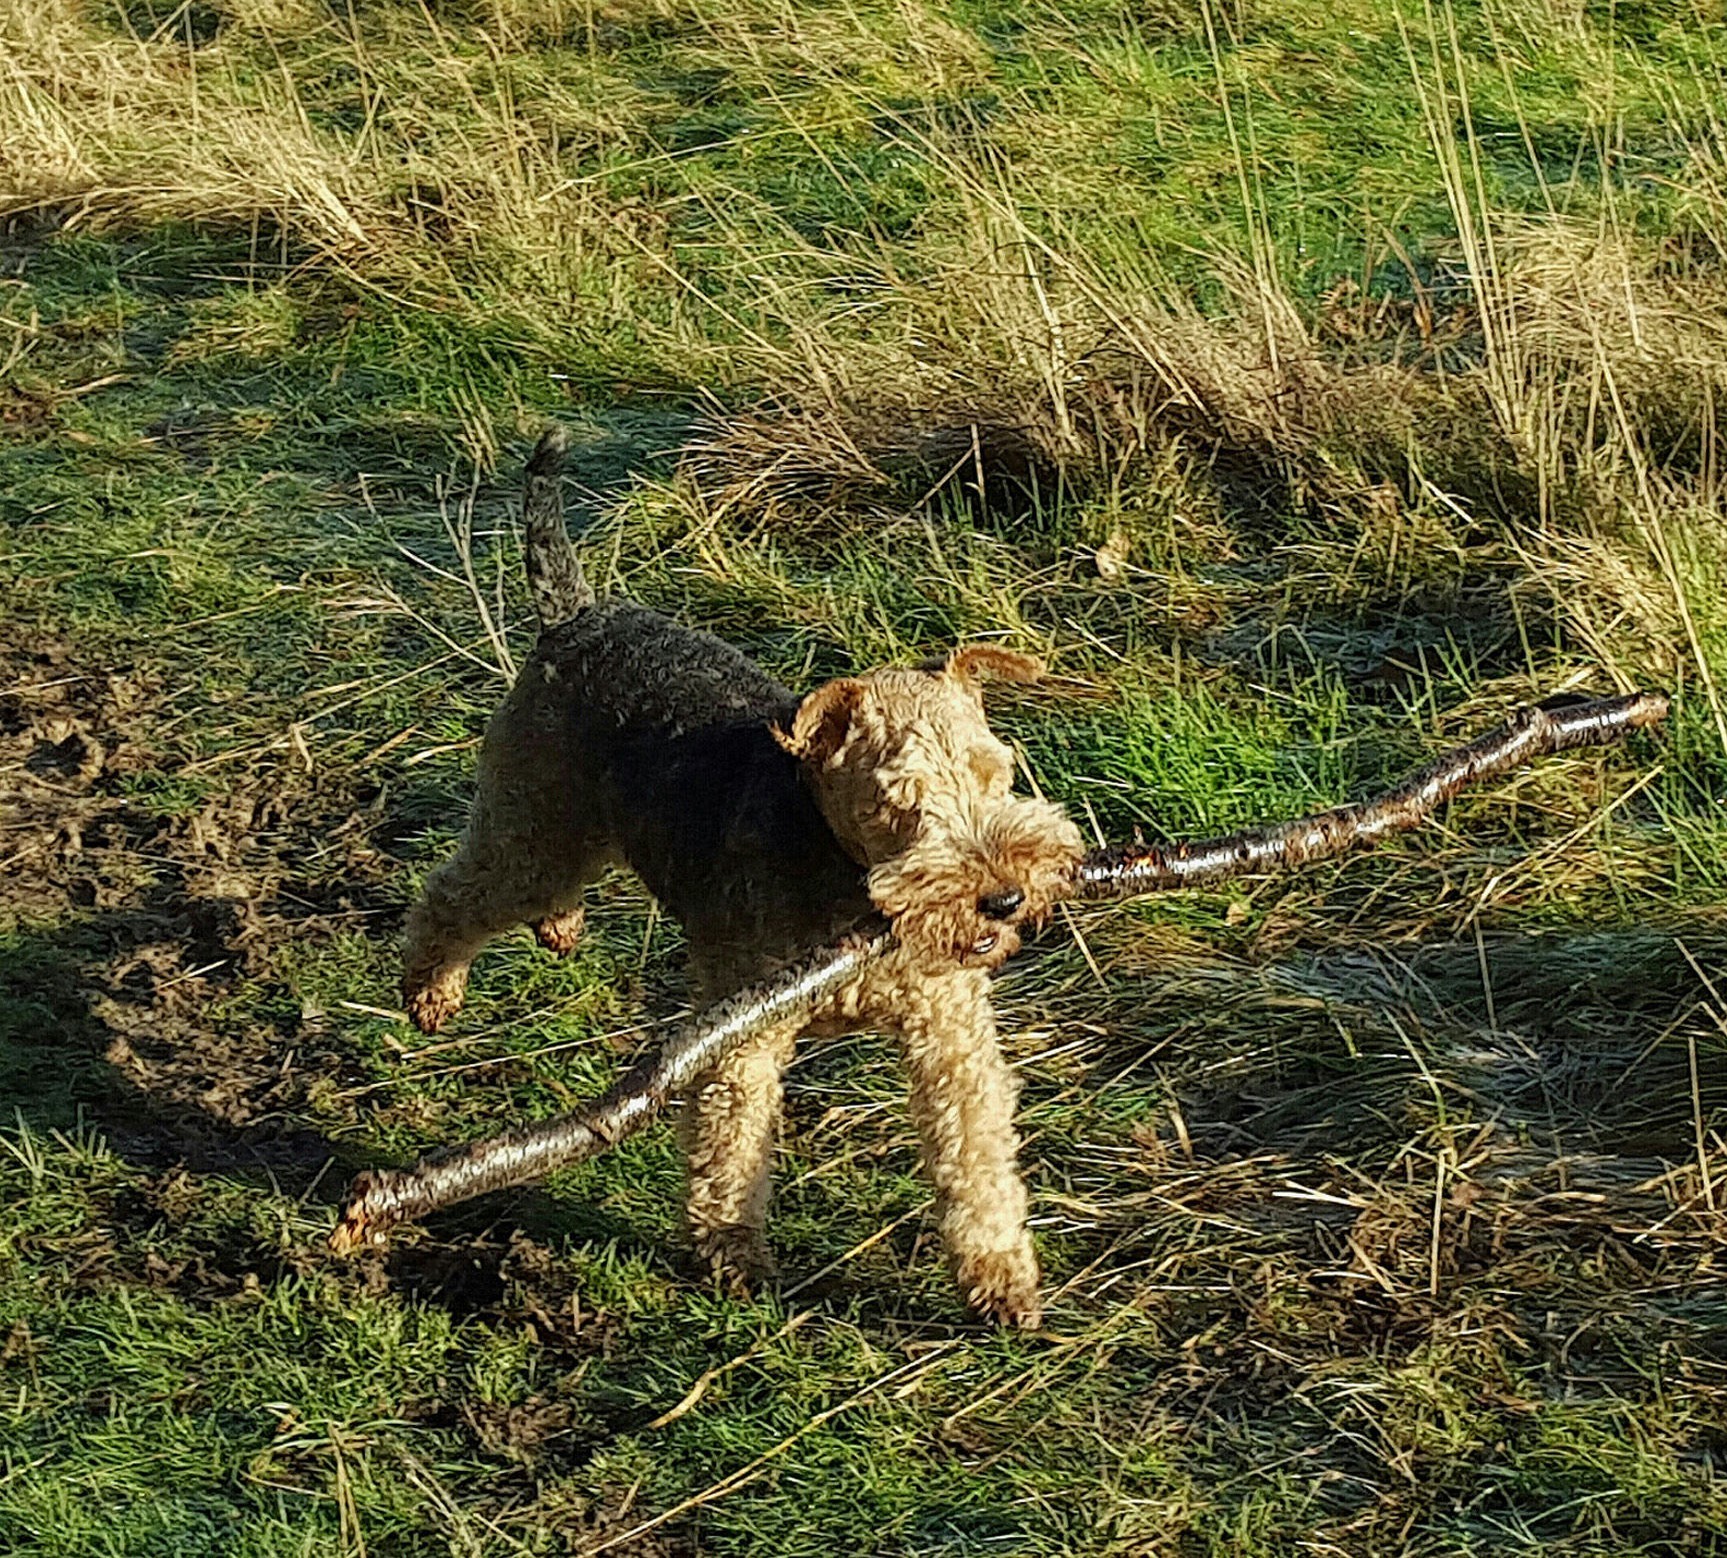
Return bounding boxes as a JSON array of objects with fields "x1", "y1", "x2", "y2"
[
  {"x1": 328, "y1": 1171, "x2": 402, "y2": 1255},
  {"x1": 1627, "y1": 689, "x2": 1672, "y2": 729},
  {"x1": 1536, "y1": 687, "x2": 1673, "y2": 745},
  {"x1": 328, "y1": 1208, "x2": 389, "y2": 1256},
  {"x1": 327, "y1": 1217, "x2": 369, "y2": 1256}
]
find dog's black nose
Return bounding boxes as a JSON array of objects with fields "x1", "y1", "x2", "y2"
[{"x1": 977, "y1": 888, "x2": 1025, "y2": 921}]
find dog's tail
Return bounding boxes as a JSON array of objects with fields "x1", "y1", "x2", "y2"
[{"x1": 523, "y1": 425, "x2": 593, "y2": 629}]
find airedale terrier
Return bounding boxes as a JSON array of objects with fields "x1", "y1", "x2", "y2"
[{"x1": 400, "y1": 428, "x2": 1084, "y2": 1327}]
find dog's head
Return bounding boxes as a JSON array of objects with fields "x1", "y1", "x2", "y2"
[{"x1": 776, "y1": 646, "x2": 1083, "y2": 969}]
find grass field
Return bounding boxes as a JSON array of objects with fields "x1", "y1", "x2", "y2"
[{"x1": 4, "y1": 0, "x2": 1727, "y2": 1552}]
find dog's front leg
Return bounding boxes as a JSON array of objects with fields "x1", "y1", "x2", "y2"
[
  {"x1": 680, "y1": 1017, "x2": 801, "y2": 1294},
  {"x1": 886, "y1": 966, "x2": 1041, "y2": 1329}
]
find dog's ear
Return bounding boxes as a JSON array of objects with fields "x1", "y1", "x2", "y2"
[
  {"x1": 774, "y1": 678, "x2": 864, "y2": 764},
  {"x1": 944, "y1": 646, "x2": 1045, "y2": 686}
]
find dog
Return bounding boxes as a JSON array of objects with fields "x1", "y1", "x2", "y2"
[{"x1": 400, "y1": 427, "x2": 1084, "y2": 1326}]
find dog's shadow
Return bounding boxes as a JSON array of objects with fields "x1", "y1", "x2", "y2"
[{"x1": 0, "y1": 778, "x2": 662, "y2": 1314}]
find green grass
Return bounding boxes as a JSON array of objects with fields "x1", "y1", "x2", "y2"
[{"x1": 4, "y1": 0, "x2": 1727, "y2": 1552}]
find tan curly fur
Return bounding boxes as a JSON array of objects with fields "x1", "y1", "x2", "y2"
[{"x1": 399, "y1": 432, "x2": 1084, "y2": 1326}]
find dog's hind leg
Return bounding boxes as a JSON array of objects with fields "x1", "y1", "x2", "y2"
[
  {"x1": 402, "y1": 798, "x2": 610, "y2": 1033},
  {"x1": 533, "y1": 904, "x2": 587, "y2": 956}
]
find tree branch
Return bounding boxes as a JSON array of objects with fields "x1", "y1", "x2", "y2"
[
  {"x1": 1073, "y1": 692, "x2": 1669, "y2": 899},
  {"x1": 330, "y1": 919, "x2": 892, "y2": 1252}
]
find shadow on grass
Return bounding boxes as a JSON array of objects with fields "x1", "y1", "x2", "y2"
[
  {"x1": 6, "y1": 865, "x2": 639, "y2": 1160},
  {"x1": 7, "y1": 226, "x2": 694, "y2": 528},
  {"x1": 1058, "y1": 917, "x2": 1727, "y2": 1160},
  {"x1": 0, "y1": 623, "x2": 660, "y2": 1316}
]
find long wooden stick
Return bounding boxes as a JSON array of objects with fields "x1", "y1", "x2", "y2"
[
  {"x1": 331, "y1": 690, "x2": 1665, "y2": 1250},
  {"x1": 1072, "y1": 692, "x2": 1669, "y2": 898},
  {"x1": 330, "y1": 920, "x2": 892, "y2": 1251}
]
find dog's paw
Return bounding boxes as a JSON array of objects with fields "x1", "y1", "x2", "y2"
[
  {"x1": 955, "y1": 1245, "x2": 1043, "y2": 1330},
  {"x1": 402, "y1": 970, "x2": 467, "y2": 1035},
  {"x1": 533, "y1": 907, "x2": 586, "y2": 957},
  {"x1": 692, "y1": 1224, "x2": 778, "y2": 1298}
]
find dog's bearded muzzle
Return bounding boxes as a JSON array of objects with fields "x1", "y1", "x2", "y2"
[{"x1": 866, "y1": 800, "x2": 1085, "y2": 968}]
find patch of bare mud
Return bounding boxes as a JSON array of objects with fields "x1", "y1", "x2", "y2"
[{"x1": 1, "y1": 627, "x2": 397, "y2": 1166}]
